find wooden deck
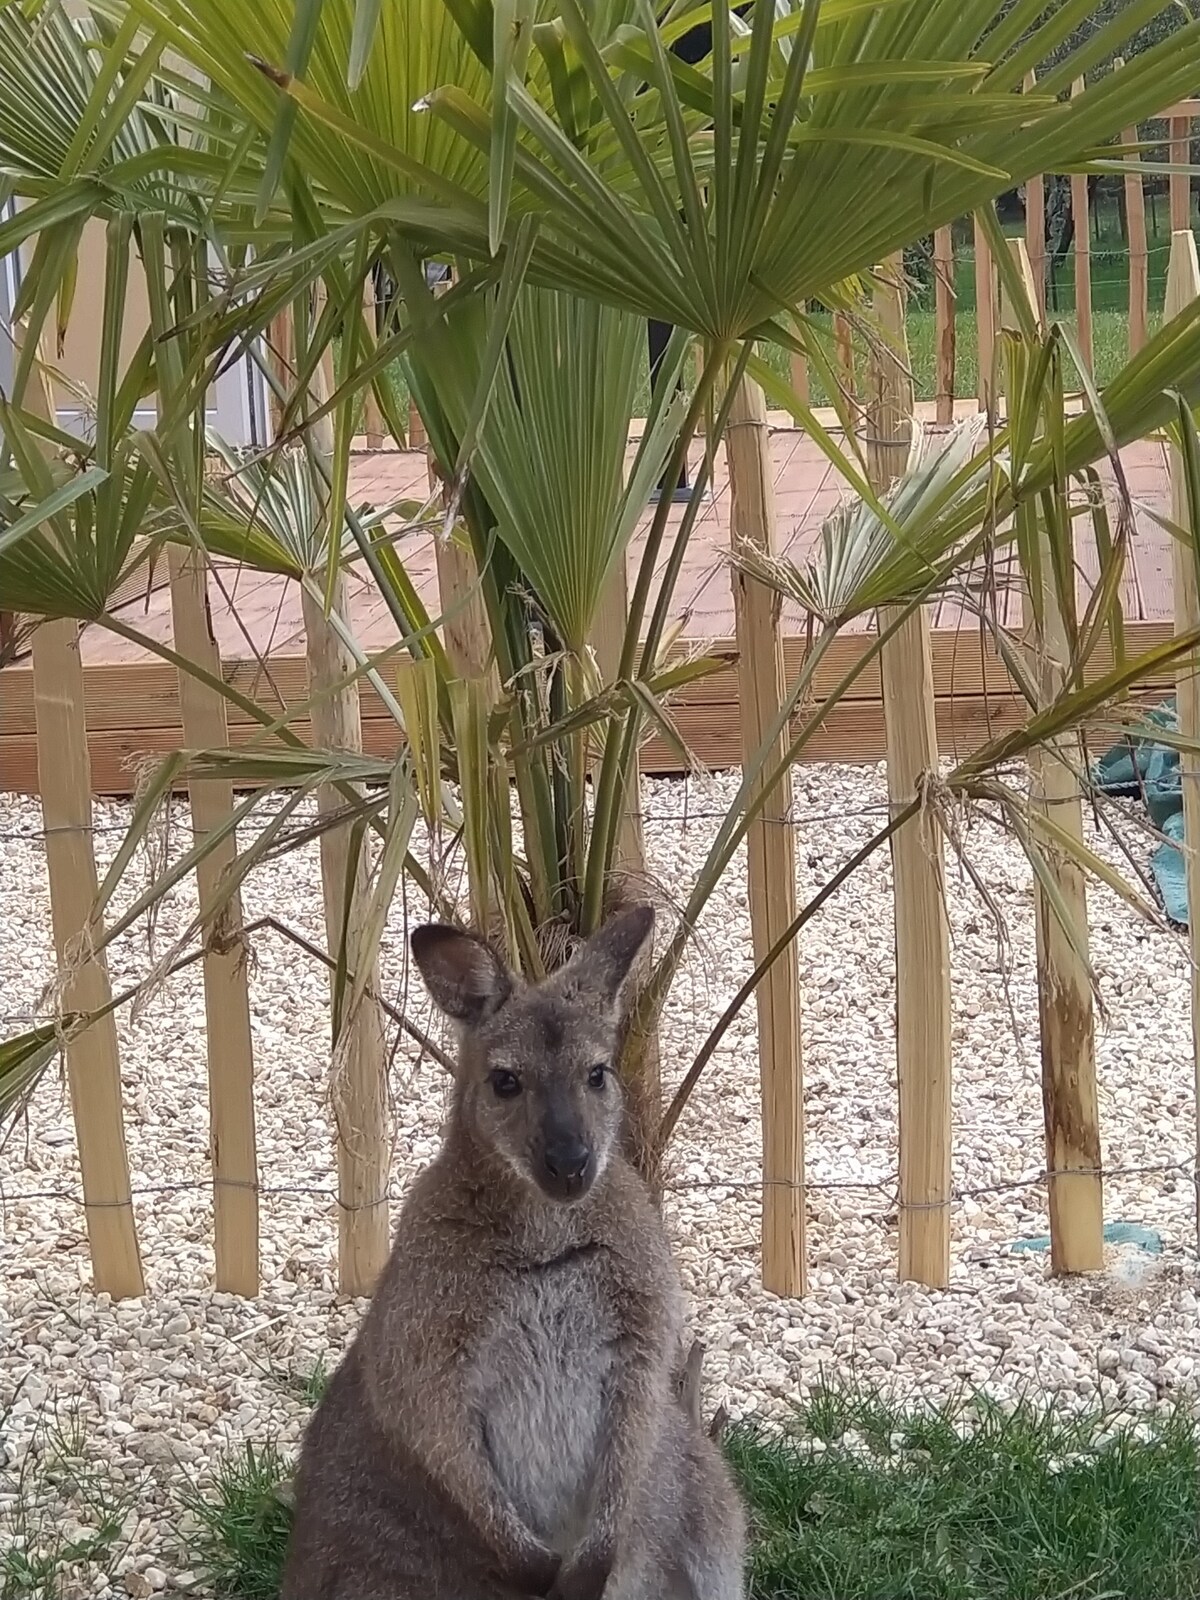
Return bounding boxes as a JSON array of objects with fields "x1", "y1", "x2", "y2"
[{"x1": 0, "y1": 425, "x2": 1179, "y2": 792}]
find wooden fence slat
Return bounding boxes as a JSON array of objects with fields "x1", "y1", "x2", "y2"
[
  {"x1": 933, "y1": 227, "x2": 956, "y2": 424},
  {"x1": 1003, "y1": 239, "x2": 1104, "y2": 1276},
  {"x1": 1025, "y1": 72, "x2": 1046, "y2": 316},
  {"x1": 833, "y1": 309, "x2": 856, "y2": 423},
  {"x1": 362, "y1": 278, "x2": 384, "y2": 450},
  {"x1": 868, "y1": 257, "x2": 952, "y2": 1289},
  {"x1": 1071, "y1": 79, "x2": 1093, "y2": 374},
  {"x1": 789, "y1": 349, "x2": 810, "y2": 406},
  {"x1": 1171, "y1": 115, "x2": 1192, "y2": 235},
  {"x1": 973, "y1": 213, "x2": 996, "y2": 415},
  {"x1": 304, "y1": 319, "x2": 391, "y2": 1298},
  {"x1": 32, "y1": 620, "x2": 146, "y2": 1298},
  {"x1": 301, "y1": 582, "x2": 391, "y2": 1296},
  {"x1": 1114, "y1": 58, "x2": 1148, "y2": 356},
  {"x1": 434, "y1": 530, "x2": 496, "y2": 689},
  {"x1": 168, "y1": 545, "x2": 260, "y2": 1296},
  {"x1": 790, "y1": 302, "x2": 810, "y2": 407},
  {"x1": 590, "y1": 558, "x2": 660, "y2": 1172},
  {"x1": 1126, "y1": 151, "x2": 1149, "y2": 356},
  {"x1": 266, "y1": 309, "x2": 294, "y2": 441},
  {"x1": 407, "y1": 400, "x2": 427, "y2": 449},
  {"x1": 1118, "y1": 60, "x2": 1148, "y2": 357},
  {"x1": 728, "y1": 373, "x2": 807, "y2": 1298},
  {"x1": 1026, "y1": 174, "x2": 1047, "y2": 317},
  {"x1": 1165, "y1": 231, "x2": 1200, "y2": 1257},
  {"x1": 16, "y1": 321, "x2": 144, "y2": 1298}
]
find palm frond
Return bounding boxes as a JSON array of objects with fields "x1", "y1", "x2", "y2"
[
  {"x1": 0, "y1": 1024, "x2": 62, "y2": 1130},
  {"x1": 408, "y1": 279, "x2": 686, "y2": 653},
  {"x1": 733, "y1": 414, "x2": 997, "y2": 624}
]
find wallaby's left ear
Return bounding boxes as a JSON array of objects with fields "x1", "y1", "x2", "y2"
[{"x1": 561, "y1": 903, "x2": 655, "y2": 1009}]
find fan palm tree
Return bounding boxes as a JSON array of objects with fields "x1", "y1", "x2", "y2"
[{"x1": 4, "y1": 0, "x2": 1200, "y2": 1170}]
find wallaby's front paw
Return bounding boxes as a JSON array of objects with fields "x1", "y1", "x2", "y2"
[{"x1": 547, "y1": 1543, "x2": 613, "y2": 1600}]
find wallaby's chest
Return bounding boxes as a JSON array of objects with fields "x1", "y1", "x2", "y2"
[{"x1": 472, "y1": 1256, "x2": 618, "y2": 1551}]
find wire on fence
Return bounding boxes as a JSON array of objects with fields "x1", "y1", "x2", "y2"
[
  {"x1": 0, "y1": 808, "x2": 897, "y2": 846},
  {"x1": 1, "y1": 1158, "x2": 1194, "y2": 1213}
]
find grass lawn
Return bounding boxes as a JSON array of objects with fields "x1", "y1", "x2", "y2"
[
  {"x1": 183, "y1": 1385, "x2": 1200, "y2": 1600},
  {"x1": 730, "y1": 1387, "x2": 1200, "y2": 1600},
  {"x1": 768, "y1": 308, "x2": 1152, "y2": 411}
]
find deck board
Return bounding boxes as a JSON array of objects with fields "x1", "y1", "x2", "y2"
[{"x1": 0, "y1": 425, "x2": 1178, "y2": 793}]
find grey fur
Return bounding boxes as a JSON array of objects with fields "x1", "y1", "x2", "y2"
[{"x1": 281, "y1": 904, "x2": 746, "y2": 1600}]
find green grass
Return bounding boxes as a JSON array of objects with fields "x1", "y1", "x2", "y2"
[
  {"x1": 730, "y1": 1385, "x2": 1200, "y2": 1600},
  {"x1": 926, "y1": 195, "x2": 1177, "y2": 318},
  {"x1": 183, "y1": 1440, "x2": 294, "y2": 1600},
  {"x1": 1, "y1": 1396, "x2": 140, "y2": 1600},
  {"x1": 179, "y1": 1385, "x2": 1200, "y2": 1600},
  {"x1": 942, "y1": 232, "x2": 1173, "y2": 320},
  {"x1": 774, "y1": 307, "x2": 1158, "y2": 410}
]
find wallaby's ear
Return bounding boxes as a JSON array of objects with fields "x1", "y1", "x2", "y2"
[
  {"x1": 562, "y1": 903, "x2": 655, "y2": 1009},
  {"x1": 411, "y1": 924, "x2": 512, "y2": 1025}
]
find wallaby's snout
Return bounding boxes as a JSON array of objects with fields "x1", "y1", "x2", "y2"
[
  {"x1": 411, "y1": 904, "x2": 655, "y2": 1205},
  {"x1": 539, "y1": 1097, "x2": 595, "y2": 1201}
]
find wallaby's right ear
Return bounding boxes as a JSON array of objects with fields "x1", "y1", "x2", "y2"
[{"x1": 410, "y1": 924, "x2": 512, "y2": 1026}]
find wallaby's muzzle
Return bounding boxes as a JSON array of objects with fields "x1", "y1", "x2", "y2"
[{"x1": 538, "y1": 1116, "x2": 595, "y2": 1201}]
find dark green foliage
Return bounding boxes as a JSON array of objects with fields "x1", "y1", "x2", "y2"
[{"x1": 1038, "y1": 0, "x2": 1194, "y2": 72}]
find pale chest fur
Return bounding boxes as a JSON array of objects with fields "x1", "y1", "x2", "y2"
[{"x1": 471, "y1": 1253, "x2": 619, "y2": 1552}]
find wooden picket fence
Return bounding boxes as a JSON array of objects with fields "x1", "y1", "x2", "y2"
[
  {"x1": 787, "y1": 84, "x2": 1199, "y2": 419},
  {"x1": 10, "y1": 90, "x2": 1200, "y2": 1304}
]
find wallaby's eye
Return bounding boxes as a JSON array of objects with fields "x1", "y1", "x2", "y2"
[
  {"x1": 489, "y1": 1069, "x2": 522, "y2": 1100},
  {"x1": 587, "y1": 1063, "x2": 608, "y2": 1090}
]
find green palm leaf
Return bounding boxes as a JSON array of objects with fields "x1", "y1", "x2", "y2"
[
  {"x1": 407, "y1": 279, "x2": 686, "y2": 653},
  {"x1": 122, "y1": 0, "x2": 495, "y2": 211},
  {"x1": 0, "y1": 1025, "x2": 62, "y2": 1128},
  {"x1": 178, "y1": 0, "x2": 1200, "y2": 344}
]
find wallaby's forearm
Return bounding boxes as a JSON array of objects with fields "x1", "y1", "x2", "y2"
[
  {"x1": 591, "y1": 1363, "x2": 661, "y2": 1547},
  {"x1": 432, "y1": 1443, "x2": 558, "y2": 1592},
  {"x1": 379, "y1": 1379, "x2": 559, "y2": 1594},
  {"x1": 553, "y1": 1331, "x2": 666, "y2": 1599}
]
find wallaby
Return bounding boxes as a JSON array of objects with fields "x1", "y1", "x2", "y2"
[{"x1": 281, "y1": 903, "x2": 746, "y2": 1600}]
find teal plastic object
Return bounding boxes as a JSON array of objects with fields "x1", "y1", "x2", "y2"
[
  {"x1": 1092, "y1": 700, "x2": 1188, "y2": 925},
  {"x1": 1091, "y1": 700, "x2": 1177, "y2": 796},
  {"x1": 1010, "y1": 1221, "x2": 1163, "y2": 1256}
]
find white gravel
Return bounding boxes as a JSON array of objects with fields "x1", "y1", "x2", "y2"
[{"x1": 2, "y1": 764, "x2": 1200, "y2": 1591}]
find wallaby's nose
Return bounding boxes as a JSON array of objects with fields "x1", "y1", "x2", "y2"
[
  {"x1": 544, "y1": 1140, "x2": 591, "y2": 1182},
  {"x1": 538, "y1": 1099, "x2": 595, "y2": 1200}
]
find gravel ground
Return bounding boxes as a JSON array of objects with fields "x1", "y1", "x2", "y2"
[{"x1": 2, "y1": 765, "x2": 1200, "y2": 1593}]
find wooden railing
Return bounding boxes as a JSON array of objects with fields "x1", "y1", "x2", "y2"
[
  {"x1": 963, "y1": 91, "x2": 1197, "y2": 400},
  {"x1": 795, "y1": 90, "x2": 1200, "y2": 420}
]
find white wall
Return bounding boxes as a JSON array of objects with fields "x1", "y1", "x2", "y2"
[{"x1": 0, "y1": 199, "x2": 268, "y2": 447}]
